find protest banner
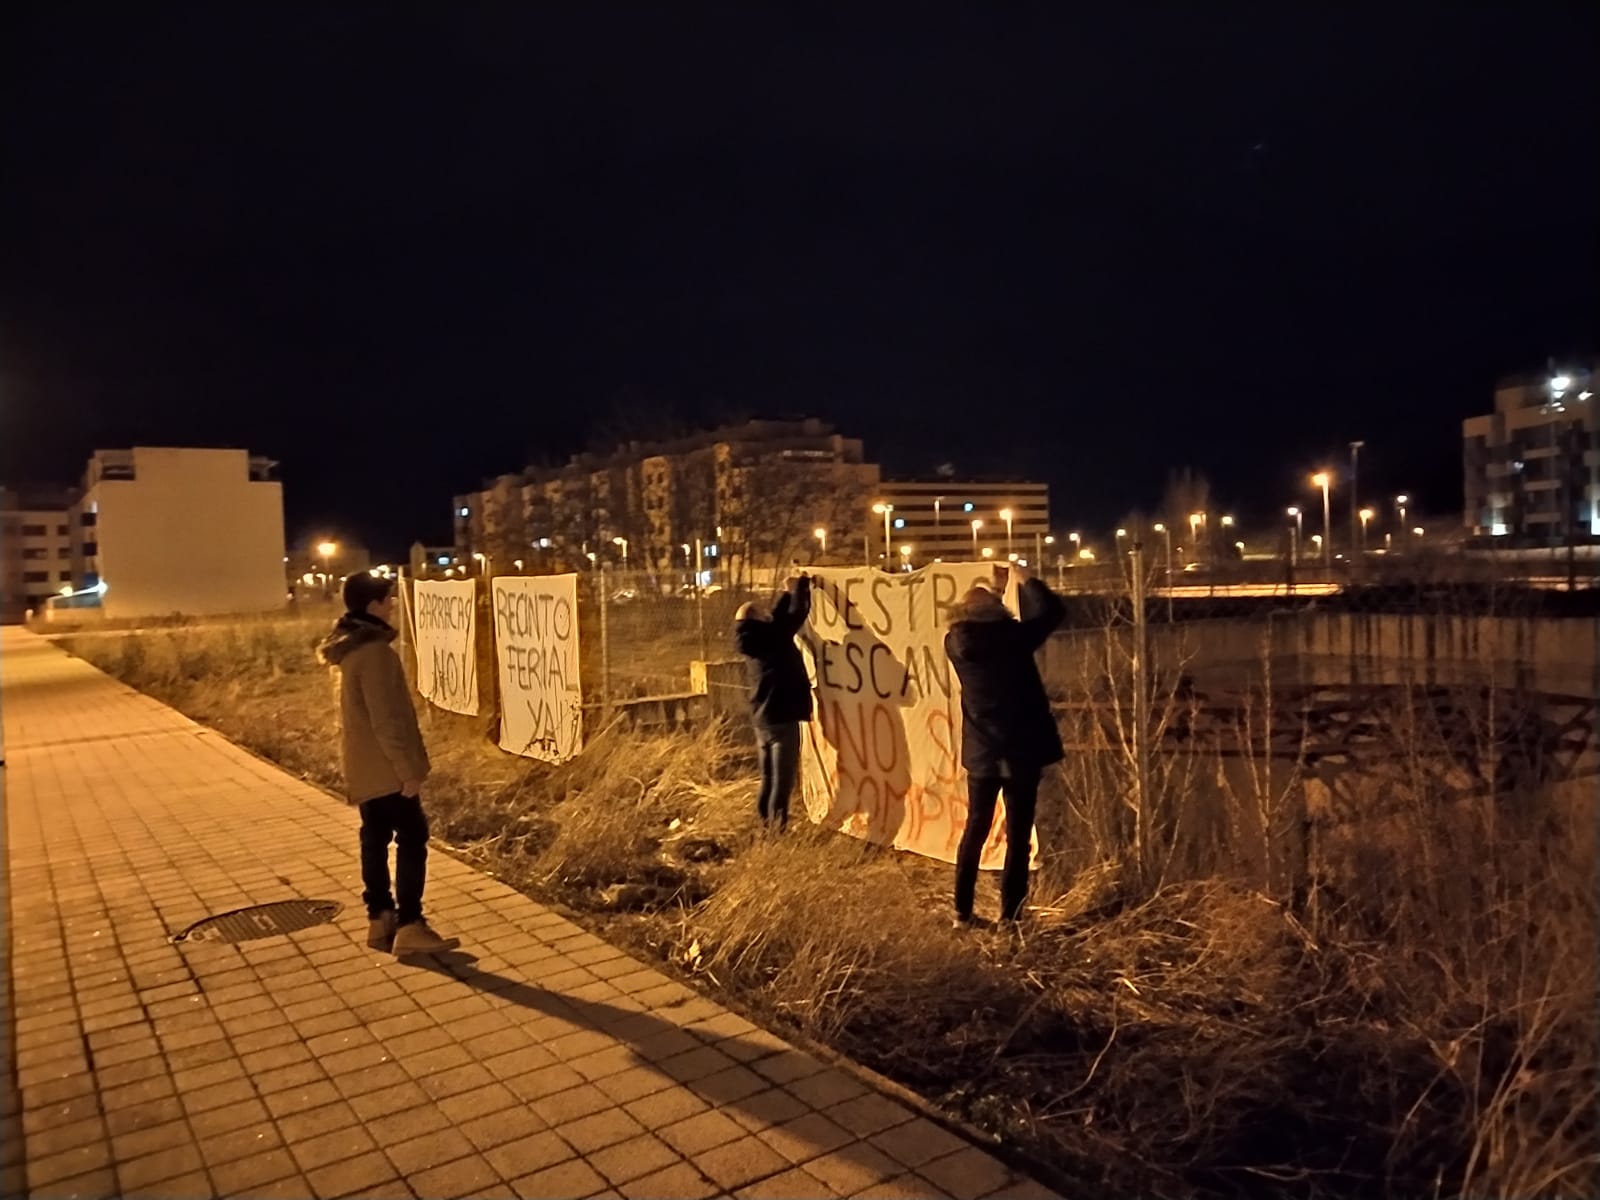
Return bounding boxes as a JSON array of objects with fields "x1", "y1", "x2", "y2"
[
  {"x1": 410, "y1": 578, "x2": 479, "y2": 715},
  {"x1": 492, "y1": 574, "x2": 582, "y2": 762},
  {"x1": 798, "y1": 564, "x2": 1036, "y2": 869}
]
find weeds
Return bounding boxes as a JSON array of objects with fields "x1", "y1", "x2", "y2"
[{"x1": 57, "y1": 614, "x2": 1598, "y2": 1200}]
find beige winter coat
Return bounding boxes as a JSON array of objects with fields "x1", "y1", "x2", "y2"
[{"x1": 316, "y1": 616, "x2": 431, "y2": 803}]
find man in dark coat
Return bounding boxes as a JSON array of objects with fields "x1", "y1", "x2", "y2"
[
  {"x1": 944, "y1": 565, "x2": 1066, "y2": 924},
  {"x1": 734, "y1": 574, "x2": 813, "y2": 829}
]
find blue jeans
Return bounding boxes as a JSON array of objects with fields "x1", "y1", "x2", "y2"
[{"x1": 756, "y1": 722, "x2": 801, "y2": 829}]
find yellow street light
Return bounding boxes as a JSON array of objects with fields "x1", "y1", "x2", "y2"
[
  {"x1": 872, "y1": 502, "x2": 894, "y2": 560},
  {"x1": 981, "y1": 546, "x2": 994, "y2": 559},
  {"x1": 970, "y1": 518, "x2": 983, "y2": 558},
  {"x1": 317, "y1": 540, "x2": 338, "y2": 559},
  {"x1": 999, "y1": 508, "x2": 1014, "y2": 555},
  {"x1": 813, "y1": 526, "x2": 827, "y2": 555},
  {"x1": 1312, "y1": 472, "x2": 1332, "y2": 567}
]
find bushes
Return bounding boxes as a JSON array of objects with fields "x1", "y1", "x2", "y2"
[{"x1": 59, "y1": 618, "x2": 1598, "y2": 1199}]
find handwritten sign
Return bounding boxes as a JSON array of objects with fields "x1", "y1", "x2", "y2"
[
  {"x1": 411, "y1": 579, "x2": 479, "y2": 715},
  {"x1": 492, "y1": 574, "x2": 582, "y2": 762},
  {"x1": 799, "y1": 565, "x2": 1034, "y2": 868}
]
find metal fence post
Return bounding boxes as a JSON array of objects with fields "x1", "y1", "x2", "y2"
[
  {"x1": 1130, "y1": 540, "x2": 1153, "y2": 887},
  {"x1": 599, "y1": 563, "x2": 611, "y2": 714}
]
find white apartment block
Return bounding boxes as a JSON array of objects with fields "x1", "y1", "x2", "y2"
[
  {"x1": 1463, "y1": 364, "x2": 1599, "y2": 543},
  {"x1": 80, "y1": 447, "x2": 288, "y2": 619}
]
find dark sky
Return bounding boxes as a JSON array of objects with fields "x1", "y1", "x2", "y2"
[{"x1": 2, "y1": 4, "x2": 1596, "y2": 556}]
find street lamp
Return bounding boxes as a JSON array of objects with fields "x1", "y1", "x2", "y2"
[
  {"x1": 970, "y1": 518, "x2": 983, "y2": 558},
  {"x1": 899, "y1": 544, "x2": 913, "y2": 571},
  {"x1": 872, "y1": 503, "x2": 894, "y2": 564},
  {"x1": 1152, "y1": 523, "x2": 1172, "y2": 579},
  {"x1": 1312, "y1": 472, "x2": 1332, "y2": 568},
  {"x1": 1287, "y1": 505, "x2": 1303, "y2": 564},
  {"x1": 1358, "y1": 508, "x2": 1374, "y2": 553},
  {"x1": 513, "y1": 559, "x2": 524, "y2": 571},
  {"x1": 612, "y1": 537, "x2": 628, "y2": 568},
  {"x1": 814, "y1": 527, "x2": 827, "y2": 559},
  {"x1": 472, "y1": 551, "x2": 489, "y2": 577},
  {"x1": 981, "y1": 546, "x2": 994, "y2": 559},
  {"x1": 933, "y1": 496, "x2": 944, "y2": 529},
  {"x1": 999, "y1": 508, "x2": 1014, "y2": 556},
  {"x1": 1069, "y1": 531, "x2": 1081, "y2": 564},
  {"x1": 1396, "y1": 494, "x2": 1409, "y2": 529}
]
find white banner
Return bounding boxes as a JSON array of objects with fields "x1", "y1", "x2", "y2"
[
  {"x1": 799, "y1": 564, "x2": 1033, "y2": 869},
  {"x1": 411, "y1": 579, "x2": 480, "y2": 715},
  {"x1": 492, "y1": 574, "x2": 582, "y2": 762}
]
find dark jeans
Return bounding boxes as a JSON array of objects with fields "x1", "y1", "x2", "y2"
[
  {"x1": 756, "y1": 722, "x2": 801, "y2": 828},
  {"x1": 954, "y1": 769, "x2": 1040, "y2": 921},
  {"x1": 359, "y1": 792, "x2": 429, "y2": 925}
]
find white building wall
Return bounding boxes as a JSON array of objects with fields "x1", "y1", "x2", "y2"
[{"x1": 89, "y1": 448, "x2": 286, "y2": 619}]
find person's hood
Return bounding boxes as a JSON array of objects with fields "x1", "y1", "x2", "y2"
[
  {"x1": 954, "y1": 586, "x2": 1013, "y2": 624},
  {"x1": 316, "y1": 613, "x2": 396, "y2": 666}
]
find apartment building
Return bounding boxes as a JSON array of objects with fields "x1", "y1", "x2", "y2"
[
  {"x1": 0, "y1": 485, "x2": 84, "y2": 623},
  {"x1": 81, "y1": 447, "x2": 288, "y2": 619},
  {"x1": 454, "y1": 419, "x2": 882, "y2": 584},
  {"x1": 871, "y1": 478, "x2": 1052, "y2": 566},
  {"x1": 1463, "y1": 363, "x2": 1599, "y2": 543}
]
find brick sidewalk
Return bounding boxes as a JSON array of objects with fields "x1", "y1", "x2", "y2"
[{"x1": 1, "y1": 629, "x2": 1057, "y2": 1200}]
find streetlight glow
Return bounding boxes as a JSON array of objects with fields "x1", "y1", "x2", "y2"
[{"x1": 1312, "y1": 472, "x2": 1333, "y2": 567}]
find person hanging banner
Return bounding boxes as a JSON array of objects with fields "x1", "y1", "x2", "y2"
[
  {"x1": 797, "y1": 564, "x2": 1035, "y2": 868},
  {"x1": 492, "y1": 574, "x2": 583, "y2": 762},
  {"x1": 410, "y1": 578, "x2": 479, "y2": 715}
]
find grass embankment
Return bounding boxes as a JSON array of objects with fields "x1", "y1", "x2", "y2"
[{"x1": 60, "y1": 619, "x2": 1598, "y2": 1200}]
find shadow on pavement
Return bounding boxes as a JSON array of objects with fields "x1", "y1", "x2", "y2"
[{"x1": 401, "y1": 948, "x2": 966, "y2": 1194}]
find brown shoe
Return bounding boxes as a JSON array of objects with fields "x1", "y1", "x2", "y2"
[
  {"x1": 392, "y1": 920, "x2": 460, "y2": 957},
  {"x1": 367, "y1": 912, "x2": 398, "y2": 951}
]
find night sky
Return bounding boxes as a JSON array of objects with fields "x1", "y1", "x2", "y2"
[{"x1": 2, "y1": 4, "x2": 1596, "y2": 557}]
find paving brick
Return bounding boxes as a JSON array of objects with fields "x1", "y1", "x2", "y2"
[
  {"x1": 692, "y1": 1133, "x2": 791, "y2": 1191},
  {"x1": 305, "y1": 1149, "x2": 399, "y2": 1200},
  {"x1": 460, "y1": 1104, "x2": 550, "y2": 1153},
  {"x1": 617, "y1": 1160, "x2": 720, "y2": 1199},
  {"x1": 116, "y1": 1142, "x2": 206, "y2": 1193},
  {"x1": 384, "y1": 1125, "x2": 477, "y2": 1177},
  {"x1": 916, "y1": 1148, "x2": 1013, "y2": 1200},
  {"x1": 624, "y1": 1086, "x2": 710, "y2": 1130},
  {"x1": 197, "y1": 1124, "x2": 285, "y2": 1168},
  {"x1": 759, "y1": 1110, "x2": 857, "y2": 1165},
  {"x1": 208, "y1": 1146, "x2": 300, "y2": 1196},
  {"x1": 555, "y1": 1107, "x2": 646, "y2": 1154},
  {"x1": 289, "y1": 1122, "x2": 381, "y2": 1173},
  {"x1": 511, "y1": 1157, "x2": 607, "y2": 1200},
  {"x1": 803, "y1": 1143, "x2": 906, "y2": 1195},
  {"x1": 587, "y1": 1132, "x2": 682, "y2": 1186},
  {"x1": 26, "y1": 1142, "x2": 114, "y2": 1190},
  {"x1": 483, "y1": 1130, "x2": 574, "y2": 1181},
  {"x1": 870, "y1": 1118, "x2": 968, "y2": 1169},
  {"x1": 658, "y1": 1108, "x2": 746, "y2": 1156},
  {"x1": 737, "y1": 1165, "x2": 845, "y2": 1198},
  {"x1": 410, "y1": 1152, "x2": 508, "y2": 1200}
]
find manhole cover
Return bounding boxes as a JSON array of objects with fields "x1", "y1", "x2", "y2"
[{"x1": 170, "y1": 899, "x2": 343, "y2": 945}]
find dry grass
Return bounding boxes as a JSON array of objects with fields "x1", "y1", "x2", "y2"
[{"x1": 58, "y1": 617, "x2": 1599, "y2": 1200}]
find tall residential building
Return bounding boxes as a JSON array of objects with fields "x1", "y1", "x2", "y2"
[
  {"x1": 454, "y1": 419, "x2": 882, "y2": 584},
  {"x1": 1, "y1": 484, "x2": 84, "y2": 623},
  {"x1": 1463, "y1": 363, "x2": 1598, "y2": 542},
  {"x1": 81, "y1": 447, "x2": 288, "y2": 619},
  {"x1": 871, "y1": 479, "x2": 1051, "y2": 566}
]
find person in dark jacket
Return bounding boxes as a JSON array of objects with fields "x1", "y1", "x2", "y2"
[
  {"x1": 944, "y1": 565, "x2": 1066, "y2": 924},
  {"x1": 734, "y1": 574, "x2": 813, "y2": 829}
]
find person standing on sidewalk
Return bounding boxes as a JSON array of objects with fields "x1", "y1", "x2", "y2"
[
  {"x1": 734, "y1": 572, "x2": 813, "y2": 830},
  {"x1": 318, "y1": 573, "x2": 458, "y2": 956},
  {"x1": 945, "y1": 564, "x2": 1067, "y2": 926}
]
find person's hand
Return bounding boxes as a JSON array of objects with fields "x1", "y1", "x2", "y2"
[
  {"x1": 1011, "y1": 563, "x2": 1033, "y2": 584},
  {"x1": 400, "y1": 779, "x2": 422, "y2": 798}
]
